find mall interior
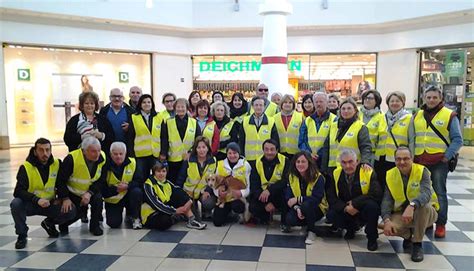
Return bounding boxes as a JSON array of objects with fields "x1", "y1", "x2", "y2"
[{"x1": 0, "y1": 1, "x2": 473, "y2": 270}]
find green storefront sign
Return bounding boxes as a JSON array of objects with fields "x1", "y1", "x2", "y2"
[
  {"x1": 444, "y1": 50, "x2": 465, "y2": 81},
  {"x1": 199, "y1": 60, "x2": 302, "y2": 72},
  {"x1": 17, "y1": 69, "x2": 30, "y2": 81},
  {"x1": 119, "y1": 72, "x2": 129, "y2": 83}
]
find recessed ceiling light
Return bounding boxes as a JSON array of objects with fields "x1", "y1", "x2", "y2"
[
  {"x1": 468, "y1": 52, "x2": 471, "y2": 55},
  {"x1": 434, "y1": 49, "x2": 441, "y2": 53}
]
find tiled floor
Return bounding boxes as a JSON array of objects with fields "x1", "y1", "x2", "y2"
[{"x1": 0, "y1": 145, "x2": 473, "y2": 270}]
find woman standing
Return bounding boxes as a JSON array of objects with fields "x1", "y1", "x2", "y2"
[
  {"x1": 212, "y1": 91, "x2": 225, "y2": 104},
  {"x1": 360, "y1": 90, "x2": 383, "y2": 162},
  {"x1": 211, "y1": 101, "x2": 240, "y2": 160},
  {"x1": 273, "y1": 95, "x2": 304, "y2": 159},
  {"x1": 188, "y1": 90, "x2": 202, "y2": 117},
  {"x1": 160, "y1": 98, "x2": 201, "y2": 185},
  {"x1": 285, "y1": 151, "x2": 328, "y2": 245},
  {"x1": 327, "y1": 94, "x2": 340, "y2": 116},
  {"x1": 195, "y1": 100, "x2": 219, "y2": 154},
  {"x1": 229, "y1": 92, "x2": 248, "y2": 123},
  {"x1": 302, "y1": 94, "x2": 315, "y2": 117}
]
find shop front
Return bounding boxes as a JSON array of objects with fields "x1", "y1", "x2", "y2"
[{"x1": 3, "y1": 45, "x2": 152, "y2": 145}]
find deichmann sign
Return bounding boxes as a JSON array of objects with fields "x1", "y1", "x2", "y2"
[
  {"x1": 119, "y1": 72, "x2": 129, "y2": 83},
  {"x1": 17, "y1": 69, "x2": 30, "y2": 81},
  {"x1": 199, "y1": 60, "x2": 302, "y2": 72}
]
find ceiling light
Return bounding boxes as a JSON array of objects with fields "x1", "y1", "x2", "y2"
[
  {"x1": 146, "y1": 0, "x2": 153, "y2": 8},
  {"x1": 468, "y1": 52, "x2": 471, "y2": 55},
  {"x1": 73, "y1": 49, "x2": 79, "y2": 53},
  {"x1": 434, "y1": 49, "x2": 441, "y2": 53}
]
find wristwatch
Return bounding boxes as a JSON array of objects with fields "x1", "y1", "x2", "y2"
[{"x1": 409, "y1": 201, "x2": 416, "y2": 208}]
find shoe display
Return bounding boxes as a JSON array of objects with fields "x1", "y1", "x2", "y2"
[
  {"x1": 41, "y1": 219, "x2": 59, "y2": 238},
  {"x1": 186, "y1": 219, "x2": 207, "y2": 230}
]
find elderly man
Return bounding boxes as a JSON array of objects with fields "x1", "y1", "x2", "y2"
[
  {"x1": 249, "y1": 83, "x2": 279, "y2": 118},
  {"x1": 11, "y1": 138, "x2": 76, "y2": 249},
  {"x1": 249, "y1": 139, "x2": 290, "y2": 231},
  {"x1": 128, "y1": 86, "x2": 143, "y2": 112},
  {"x1": 326, "y1": 149, "x2": 382, "y2": 251},
  {"x1": 99, "y1": 88, "x2": 134, "y2": 143},
  {"x1": 298, "y1": 92, "x2": 337, "y2": 174},
  {"x1": 382, "y1": 146, "x2": 439, "y2": 262},
  {"x1": 102, "y1": 142, "x2": 143, "y2": 229},
  {"x1": 159, "y1": 92, "x2": 176, "y2": 121},
  {"x1": 413, "y1": 86, "x2": 462, "y2": 238},
  {"x1": 56, "y1": 137, "x2": 107, "y2": 236}
]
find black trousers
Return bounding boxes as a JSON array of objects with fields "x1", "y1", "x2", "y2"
[
  {"x1": 167, "y1": 161, "x2": 184, "y2": 187},
  {"x1": 136, "y1": 156, "x2": 157, "y2": 180},
  {"x1": 144, "y1": 187, "x2": 190, "y2": 231},
  {"x1": 249, "y1": 192, "x2": 287, "y2": 224},
  {"x1": 105, "y1": 187, "x2": 143, "y2": 228},
  {"x1": 65, "y1": 192, "x2": 103, "y2": 230},
  {"x1": 213, "y1": 200, "x2": 245, "y2": 227},
  {"x1": 374, "y1": 156, "x2": 395, "y2": 191},
  {"x1": 326, "y1": 199, "x2": 380, "y2": 241},
  {"x1": 286, "y1": 201, "x2": 325, "y2": 232}
]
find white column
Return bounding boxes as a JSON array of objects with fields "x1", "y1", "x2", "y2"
[
  {"x1": 0, "y1": 47, "x2": 9, "y2": 149},
  {"x1": 259, "y1": 0, "x2": 293, "y2": 96}
]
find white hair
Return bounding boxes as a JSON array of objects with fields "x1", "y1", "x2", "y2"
[
  {"x1": 313, "y1": 91, "x2": 328, "y2": 101},
  {"x1": 110, "y1": 141, "x2": 127, "y2": 153},
  {"x1": 210, "y1": 101, "x2": 230, "y2": 118},
  {"x1": 109, "y1": 88, "x2": 123, "y2": 96},
  {"x1": 81, "y1": 136, "x2": 101, "y2": 150},
  {"x1": 271, "y1": 92, "x2": 282, "y2": 99},
  {"x1": 338, "y1": 149, "x2": 358, "y2": 163}
]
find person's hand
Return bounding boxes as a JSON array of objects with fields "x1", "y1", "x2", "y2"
[
  {"x1": 311, "y1": 154, "x2": 319, "y2": 161},
  {"x1": 361, "y1": 163, "x2": 372, "y2": 171},
  {"x1": 344, "y1": 203, "x2": 359, "y2": 216},
  {"x1": 383, "y1": 220, "x2": 397, "y2": 236},
  {"x1": 61, "y1": 198, "x2": 73, "y2": 213},
  {"x1": 80, "y1": 130, "x2": 94, "y2": 140},
  {"x1": 175, "y1": 206, "x2": 187, "y2": 215},
  {"x1": 265, "y1": 202, "x2": 276, "y2": 213},
  {"x1": 121, "y1": 122, "x2": 129, "y2": 132},
  {"x1": 259, "y1": 189, "x2": 270, "y2": 203},
  {"x1": 441, "y1": 157, "x2": 449, "y2": 163},
  {"x1": 37, "y1": 198, "x2": 50, "y2": 208},
  {"x1": 287, "y1": 197, "x2": 298, "y2": 208},
  {"x1": 201, "y1": 191, "x2": 210, "y2": 201},
  {"x1": 402, "y1": 205, "x2": 415, "y2": 224},
  {"x1": 218, "y1": 189, "x2": 228, "y2": 200},
  {"x1": 231, "y1": 189, "x2": 242, "y2": 199},
  {"x1": 182, "y1": 152, "x2": 190, "y2": 161},
  {"x1": 117, "y1": 182, "x2": 128, "y2": 193},
  {"x1": 80, "y1": 192, "x2": 91, "y2": 206},
  {"x1": 159, "y1": 154, "x2": 167, "y2": 162},
  {"x1": 297, "y1": 207, "x2": 305, "y2": 220}
]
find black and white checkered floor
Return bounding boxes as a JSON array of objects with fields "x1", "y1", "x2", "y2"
[{"x1": 0, "y1": 146, "x2": 473, "y2": 271}]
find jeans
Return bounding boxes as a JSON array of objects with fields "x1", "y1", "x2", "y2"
[
  {"x1": 286, "y1": 201, "x2": 324, "y2": 233},
  {"x1": 427, "y1": 162, "x2": 449, "y2": 225},
  {"x1": 10, "y1": 198, "x2": 76, "y2": 236},
  {"x1": 105, "y1": 187, "x2": 143, "y2": 228}
]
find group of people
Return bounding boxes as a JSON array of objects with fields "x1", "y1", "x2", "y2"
[{"x1": 11, "y1": 84, "x2": 462, "y2": 263}]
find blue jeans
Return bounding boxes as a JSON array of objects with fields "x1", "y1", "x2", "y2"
[{"x1": 427, "y1": 162, "x2": 449, "y2": 225}]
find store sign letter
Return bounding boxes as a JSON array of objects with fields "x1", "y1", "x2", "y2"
[
  {"x1": 199, "y1": 60, "x2": 301, "y2": 72},
  {"x1": 17, "y1": 69, "x2": 30, "y2": 81},
  {"x1": 119, "y1": 72, "x2": 129, "y2": 83}
]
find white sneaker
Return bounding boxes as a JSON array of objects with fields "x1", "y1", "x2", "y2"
[
  {"x1": 132, "y1": 218, "x2": 142, "y2": 230},
  {"x1": 305, "y1": 231, "x2": 316, "y2": 245},
  {"x1": 187, "y1": 219, "x2": 207, "y2": 230}
]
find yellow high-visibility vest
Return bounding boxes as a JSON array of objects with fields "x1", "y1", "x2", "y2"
[
  {"x1": 414, "y1": 107, "x2": 452, "y2": 155},
  {"x1": 67, "y1": 149, "x2": 106, "y2": 197},
  {"x1": 140, "y1": 177, "x2": 172, "y2": 224},
  {"x1": 216, "y1": 160, "x2": 248, "y2": 203},
  {"x1": 328, "y1": 120, "x2": 365, "y2": 167},
  {"x1": 158, "y1": 110, "x2": 173, "y2": 122},
  {"x1": 218, "y1": 121, "x2": 235, "y2": 154},
  {"x1": 333, "y1": 166, "x2": 372, "y2": 196},
  {"x1": 360, "y1": 111, "x2": 384, "y2": 151},
  {"x1": 24, "y1": 159, "x2": 60, "y2": 200},
  {"x1": 274, "y1": 112, "x2": 303, "y2": 155},
  {"x1": 255, "y1": 154, "x2": 286, "y2": 190},
  {"x1": 167, "y1": 117, "x2": 197, "y2": 162},
  {"x1": 202, "y1": 120, "x2": 216, "y2": 143},
  {"x1": 242, "y1": 115, "x2": 274, "y2": 161},
  {"x1": 289, "y1": 173, "x2": 328, "y2": 214},
  {"x1": 183, "y1": 158, "x2": 217, "y2": 200},
  {"x1": 306, "y1": 113, "x2": 336, "y2": 155},
  {"x1": 250, "y1": 101, "x2": 278, "y2": 118},
  {"x1": 131, "y1": 114, "x2": 162, "y2": 158},
  {"x1": 376, "y1": 113, "x2": 411, "y2": 162},
  {"x1": 103, "y1": 158, "x2": 136, "y2": 204}
]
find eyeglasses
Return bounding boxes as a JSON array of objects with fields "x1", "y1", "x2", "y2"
[
  {"x1": 110, "y1": 95, "x2": 123, "y2": 99},
  {"x1": 258, "y1": 88, "x2": 269, "y2": 92},
  {"x1": 365, "y1": 96, "x2": 375, "y2": 100},
  {"x1": 164, "y1": 100, "x2": 175, "y2": 103}
]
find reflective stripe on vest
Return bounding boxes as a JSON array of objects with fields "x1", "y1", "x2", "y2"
[
  {"x1": 289, "y1": 173, "x2": 328, "y2": 214},
  {"x1": 104, "y1": 158, "x2": 137, "y2": 204},
  {"x1": 218, "y1": 121, "x2": 235, "y2": 154},
  {"x1": 140, "y1": 178, "x2": 173, "y2": 224},
  {"x1": 202, "y1": 120, "x2": 216, "y2": 143},
  {"x1": 255, "y1": 154, "x2": 286, "y2": 190},
  {"x1": 375, "y1": 114, "x2": 411, "y2": 162},
  {"x1": 306, "y1": 113, "x2": 336, "y2": 155},
  {"x1": 158, "y1": 110, "x2": 172, "y2": 122},
  {"x1": 140, "y1": 202, "x2": 155, "y2": 225},
  {"x1": 333, "y1": 166, "x2": 372, "y2": 197},
  {"x1": 274, "y1": 112, "x2": 303, "y2": 155},
  {"x1": 386, "y1": 163, "x2": 439, "y2": 212},
  {"x1": 242, "y1": 115, "x2": 274, "y2": 161},
  {"x1": 24, "y1": 159, "x2": 60, "y2": 200},
  {"x1": 167, "y1": 117, "x2": 197, "y2": 162},
  {"x1": 414, "y1": 107, "x2": 451, "y2": 155},
  {"x1": 360, "y1": 112, "x2": 383, "y2": 151},
  {"x1": 184, "y1": 158, "x2": 217, "y2": 200},
  {"x1": 131, "y1": 114, "x2": 162, "y2": 158},
  {"x1": 67, "y1": 149, "x2": 106, "y2": 197},
  {"x1": 217, "y1": 160, "x2": 247, "y2": 203},
  {"x1": 328, "y1": 120, "x2": 364, "y2": 167}
]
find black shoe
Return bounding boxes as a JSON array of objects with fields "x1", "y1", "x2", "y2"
[
  {"x1": 329, "y1": 225, "x2": 343, "y2": 238},
  {"x1": 411, "y1": 243, "x2": 424, "y2": 262},
  {"x1": 41, "y1": 219, "x2": 59, "y2": 238},
  {"x1": 280, "y1": 224, "x2": 291, "y2": 233},
  {"x1": 81, "y1": 214, "x2": 89, "y2": 223},
  {"x1": 344, "y1": 229, "x2": 355, "y2": 240},
  {"x1": 58, "y1": 224, "x2": 69, "y2": 235},
  {"x1": 90, "y1": 226, "x2": 103, "y2": 236},
  {"x1": 402, "y1": 238, "x2": 412, "y2": 250},
  {"x1": 15, "y1": 235, "x2": 27, "y2": 249},
  {"x1": 367, "y1": 239, "x2": 378, "y2": 251}
]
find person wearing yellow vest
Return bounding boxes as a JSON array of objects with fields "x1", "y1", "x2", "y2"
[
  {"x1": 56, "y1": 137, "x2": 106, "y2": 236},
  {"x1": 298, "y1": 92, "x2": 336, "y2": 174},
  {"x1": 327, "y1": 93, "x2": 340, "y2": 116},
  {"x1": 176, "y1": 137, "x2": 217, "y2": 221},
  {"x1": 11, "y1": 138, "x2": 76, "y2": 249},
  {"x1": 213, "y1": 143, "x2": 252, "y2": 227},
  {"x1": 274, "y1": 95, "x2": 304, "y2": 160},
  {"x1": 248, "y1": 83, "x2": 279, "y2": 118},
  {"x1": 326, "y1": 149, "x2": 382, "y2": 251},
  {"x1": 382, "y1": 146, "x2": 439, "y2": 262},
  {"x1": 360, "y1": 90, "x2": 383, "y2": 162},
  {"x1": 160, "y1": 98, "x2": 202, "y2": 185},
  {"x1": 101, "y1": 142, "x2": 143, "y2": 230},
  {"x1": 328, "y1": 98, "x2": 373, "y2": 175},
  {"x1": 285, "y1": 151, "x2": 328, "y2": 245},
  {"x1": 249, "y1": 139, "x2": 290, "y2": 230},
  {"x1": 211, "y1": 101, "x2": 240, "y2": 161},
  {"x1": 374, "y1": 92, "x2": 413, "y2": 190},
  {"x1": 142, "y1": 162, "x2": 206, "y2": 231},
  {"x1": 413, "y1": 86, "x2": 462, "y2": 239},
  {"x1": 229, "y1": 92, "x2": 248, "y2": 124},
  {"x1": 158, "y1": 92, "x2": 176, "y2": 122},
  {"x1": 239, "y1": 96, "x2": 279, "y2": 164},
  {"x1": 195, "y1": 100, "x2": 219, "y2": 154},
  {"x1": 127, "y1": 94, "x2": 162, "y2": 179},
  {"x1": 301, "y1": 94, "x2": 315, "y2": 117}
]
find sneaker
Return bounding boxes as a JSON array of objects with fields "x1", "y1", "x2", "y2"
[
  {"x1": 186, "y1": 219, "x2": 207, "y2": 230},
  {"x1": 411, "y1": 242, "x2": 424, "y2": 262},
  {"x1": 305, "y1": 231, "x2": 317, "y2": 245},
  {"x1": 90, "y1": 226, "x2": 103, "y2": 236},
  {"x1": 367, "y1": 239, "x2": 378, "y2": 251},
  {"x1": 344, "y1": 229, "x2": 355, "y2": 240},
  {"x1": 280, "y1": 224, "x2": 291, "y2": 233},
  {"x1": 402, "y1": 238, "x2": 412, "y2": 250},
  {"x1": 58, "y1": 224, "x2": 69, "y2": 235},
  {"x1": 434, "y1": 224, "x2": 446, "y2": 238},
  {"x1": 41, "y1": 219, "x2": 59, "y2": 238},
  {"x1": 132, "y1": 218, "x2": 142, "y2": 230},
  {"x1": 15, "y1": 235, "x2": 27, "y2": 249}
]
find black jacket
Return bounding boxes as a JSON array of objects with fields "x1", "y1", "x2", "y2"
[
  {"x1": 101, "y1": 157, "x2": 143, "y2": 199},
  {"x1": 250, "y1": 155, "x2": 289, "y2": 199},
  {"x1": 14, "y1": 148, "x2": 61, "y2": 203},
  {"x1": 326, "y1": 165, "x2": 382, "y2": 212}
]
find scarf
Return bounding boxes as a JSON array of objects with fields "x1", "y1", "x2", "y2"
[
  {"x1": 386, "y1": 108, "x2": 410, "y2": 129},
  {"x1": 215, "y1": 116, "x2": 230, "y2": 130},
  {"x1": 422, "y1": 101, "x2": 445, "y2": 122},
  {"x1": 77, "y1": 112, "x2": 96, "y2": 136},
  {"x1": 229, "y1": 103, "x2": 248, "y2": 119},
  {"x1": 336, "y1": 116, "x2": 358, "y2": 142},
  {"x1": 360, "y1": 107, "x2": 381, "y2": 124}
]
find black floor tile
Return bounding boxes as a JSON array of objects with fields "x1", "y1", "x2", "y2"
[
  {"x1": 445, "y1": 255, "x2": 474, "y2": 271},
  {"x1": 39, "y1": 238, "x2": 97, "y2": 253},
  {"x1": 351, "y1": 251, "x2": 404, "y2": 268},
  {"x1": 168, "y1": 243, "x2": 262, "y2": 261},
  {"x1": 426, "y1": 231, "x2": 472, "y2": 242},
  {"x1": 168, "y1": 243, "x2": 217, "y2": 259},
  {"x1": 263, "y1": 234, "x2": 306, "y2": 249},
  {"x1": 57, "y1": 254, "x2": 119, "y2": 271},
  {"x1": 140, "y1": 230, "x2": 187, "y2": 243},
  {"x1": 452, "y1": 222, "x2": 474, "y2": 231},
  {"x1": 6, "y1": 268, "x2": 54, "y2": 271},
  {"x1": 213, "y1": 245, "x2": 261, "y2": 261},
  {"x1": 389, "y1": 240, "x2": 442, "y2": 255},
  {"x1": 0, "y1": 250, "x2": 33, "y2": 268},
  {"x1": 448, "y1": 193, "x2": 474, "y2": 200}
]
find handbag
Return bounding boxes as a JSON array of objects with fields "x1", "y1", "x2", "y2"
[{"x1": 425, "y1": 118, "x2": 459, "y2": 172}]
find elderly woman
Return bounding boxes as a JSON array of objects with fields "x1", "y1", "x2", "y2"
[
  {"x1": 274, "y1": 94, "x2": 304, "y2": 159},
  {"x1": 271, "y1": 92, "x2": 282, "y2": 105},
  {"x1": 360, "y1": 90, "x2": 384, "y2": 162},
  {"x1": 211, "y1": 101, "x2": 240, "y2": 160},
  {"x1": 64, "y1": 91, "x2": 114, "y2": 153},
  {"x1": 211, "y1": 91, "x2": 225, "y2": 105}
]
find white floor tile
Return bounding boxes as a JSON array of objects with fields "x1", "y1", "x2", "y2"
[
  {"x1": 207, "y1": 260, "x2": 257, "y2": 271},
  {"x1": 0, "y1": 237, "x2": 56, "y2": 251},
  {"x1": 156, "y1": 258, "x2": 210, "y2": 271},
  {"x1": 125, "y1": 242, "x2": 177, "y2": 258},
  {"x1": 397, "y1": 253, "x2": 454, "y2": 270},
  {"x1": 348, "y1": 235, "x2": 395, "y2": 253},
  {"x1": 433, "y1": 241, "x2": 474, "y2": 256},
  {"x1": 106, "y1": 255, "x2": 163, "y2": 271},
  {"x1": 259, "y1": 247, "x2": 306, "y2": 264},
  {"x1": 81, "y1": 239, "x2": 136, "y2": 255},
  {"x1": 11, "y1": 252, "x2": 75, "y2": 269},
  {"x1": 305, "y1": 238, "x2": 354, "y2": 266},
  {"x1": 256, "y1": 262, "x2": 305, "y2": 271},
  {"x1": 180, "y1": 227, "x2": 227, "y2": 245}
]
